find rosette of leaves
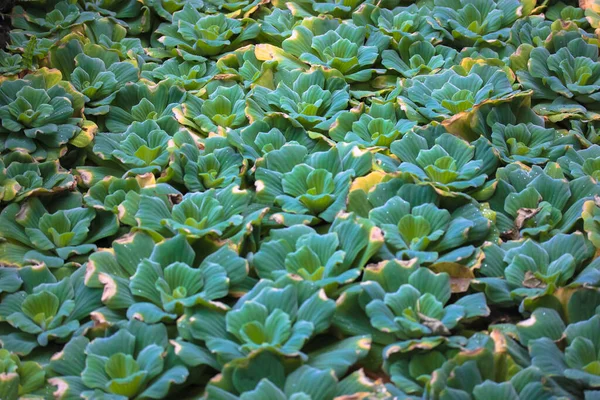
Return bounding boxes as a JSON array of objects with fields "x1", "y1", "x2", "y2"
[
  {"x1": 147, "y1": 0, "x2": 204, "y2": 21},
  {"x1": 432, "y1": 0, "x2": 536, "y2": 46},
  {"x1": 254, "y1": 143, "x2": 371, "y2": 225},
  {"x1": 473, "y1": 232, "x2": 597, "y2": 307},
  {"x1": 506, "y1": 15, "x2": 552, "y2": 51},
  {"x1": 425, "y1": 337, "x2": 563, "y2": 399},
  {"x1": 170, "y1": 135, "x2": 245, "y2": 192},
  {"x1": 258, "y1": 9, "x2": 299, "y2": 45},
  {"x1": 281, "y1": 23, "x2": 388, "y2": 82},
  {"x1": 141, "y1": 58, "x2": 216, "y2": 91},
  {"x1": 0, "y1": 266, "x2": 101, "y2": 355},
  {"x1": 569, "y1": 120, "x2": 600, "y2": 147},
  {"x1": 5, "y1": 33, "x2": 53, "y2": 74},
  {"x1": 155, "y1": 4, "x2": 260, "y2": 61},
  {"x1": 215, "y1": 45, "x2": 307, "y2": 90},
  {"x1": 273, "y1": 0, "x2": 363, "y2": 19},
  {"x1": 529, "y1": 315, "x2": 600, "y2": 393},
  {"x1": 370, "y1": 196, "x2": 491, "y2": 264},
  {"x1": 583, "y1": 197, "x2": 600, "y2": 249},
  {"x1": 0, "y1": 50, "x2": 23, "y2": 76},
  {"x1": 201, "y1": 0, "x2": 264, "y2": 16},
  {"x1": 247, "y1": 67, "x2": 350, "y2": 132},
  {"x1": 185, "y1": 283, "x2": 336, "y2": 365},
  {"x1": 365, "y1": 267, "x2": 489, "y2": 341},
  {"x1": 50, "y1": 320, "x2": 190, "y2": 399},
  {"x1": 334, "y1": 259, "x2": 426, "y2": 347},
  {"x1": 0, "y1": 152, "x2": 75, "y2": 203},
  {"x1": 511, "y1": 30, "x2": 600, "y2": 121},
  {"x1": 205, "y1": 349, "x2": 381, "y2": 399},
  {"x1": 0, "y1": 193, "x2": 119, "y2": 268},
  {"x1": 86, "y1": 233, "x2": 252, "y2": 317},
  {"x1": 136, "y1": 183, "x2": 266, "y2": 243},
  {"x1": 490, "y1": 121, "x2": 578, "y2": 165},
  {"x1": 79, "y1": 18, "x2": 148, "y2": 63},
  {"x1": 65, "y1": 53, "x2": 139, "y2": 116},
  {"x1": 347, "y1": 171, "x2": 443, "y2": 220},
  {"x1": 84, "y1": 174, "x2": 181, "y2": 227},
  {"x1": 382, "y1": 33, "x2": 458, "y2": 78},
  {"x1": 546, "y1": 2, "x2": 589, "y2": 27},
  {"x1": 81, "y1": 0, "x2": 152, "y2": 35},
  {"x1": 558, "y1": 145, "x2": 600, "y2": 180},
  {"x1": 373, "y1": 4, "x2": 451, "y2": 45},
  {"x1": 227, "y1": 118, "x2": 327, "y2": 164},
  {"x1": 104, "y1": 80, "x2": 186, "y2": 133},
  {"x1": 251, "y1": 213, "x2": 383, "y2": 290},
  {"x1": 489, "y1": 162, "x2": 600, "y2": 240},
  {"x1": 0, "y1": 69, "x2": 89, "y2": 161},
  {"x1": 396, "y1": 64, "x2": 517, "y2": 124},
  {"x1": 459, "y1": 16, "x2": 551, "y2": 64},
  {"x1": 174, "y1": 84, "x2": 248, "y2": 136},
  {"x1": 127, "y1": 243, "x2": 237, "y2": 322},
  {"x1": 0, "y1": 349, "x2": 49, "y2": 398},
  {"x1": 93, "y1": 120, "x2": 177, "y2": 177},
  {"x1": 11, "y1": 1, "x2": 97, "y2": 39},
  {"x1": 330, "y1": 100, "x2": 416, "y2": 148},
  {"x1": 388, "y1": 131, "x2": 499, "y2": 196},
  {"x1": 383, "y1": 329, "x2": 538, "y2": 397}
]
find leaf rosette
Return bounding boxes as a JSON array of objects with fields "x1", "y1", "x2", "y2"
[{"x1": 0, "y1": 193, "x2": 119, "y2": 268}]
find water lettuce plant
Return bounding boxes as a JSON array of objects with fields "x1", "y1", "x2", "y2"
[{"x1": 2, "y1": 0, "x2": 600, "y2": 399}]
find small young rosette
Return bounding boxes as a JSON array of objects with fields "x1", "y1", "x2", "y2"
[
  {"x1": 141, "y1": 58, "x2": 215, "y2": 91},
  {"x1": 382, "y1": 33, "x2": 458, "y2": 78},
  {"x1": 329, "y1": 99, "x2": 415, "y2": 148},
  {"x1": 84, "y1": 174, "x2": 181, "y2": 227},
  {"x1": 258, "y1": 8, "x2": 299, "y2": 45},
  {"x1": 0, "y1": 193, "x2": 119, "y2": 268},
  {"x1": 227, "y1": 118, "x2": 326, "y2": 164},
  {"x1": 174, "y1": 85, "x2": 248, "y2": 136}
]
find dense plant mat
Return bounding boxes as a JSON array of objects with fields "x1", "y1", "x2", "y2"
[{"x1": 3, "y1": 0, "x2": 600, "y2": 398}]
